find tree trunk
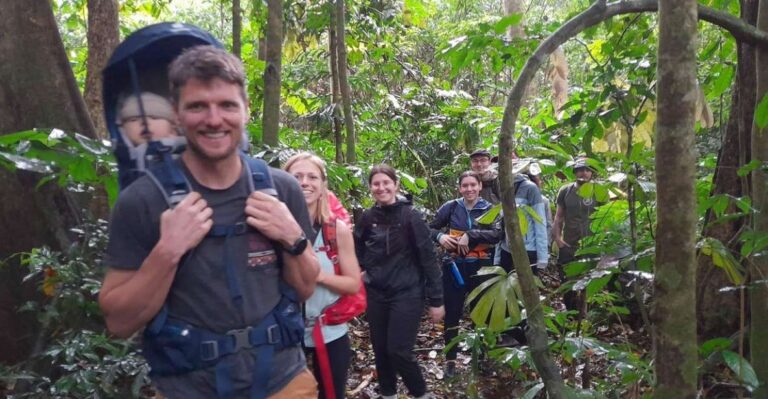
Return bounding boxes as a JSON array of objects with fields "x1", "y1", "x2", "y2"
[
  {"x1": 0, "y1": 0, "x2": 92, "y2": 364},
  {"x1": 329, "y1": 2, "x2": 344, "y2": 164},
  {"x1": 654, "y1": 1, "x2": 699, "y2": 398},
  {"x1": 262, "y1": 0, "x2": 283, "y2": 146},
  {"x1": 502, "y1": 0, "x2": 524, "y2": 39},
  {"x1": 335, "y1": 0, "x2": 356, "y2": 163},
  {"x1": 697, "y1": 0, "x2": 757, "y2": 343},
  {"x1": 750, "y1": 0, "x2": 768, "y2": 395},
  {"x1": 84, "y1": 0, "x2": 119, "y2": 139},
  {"x1": 232, "y1": 0, "x2": 242, "y2": 59}
]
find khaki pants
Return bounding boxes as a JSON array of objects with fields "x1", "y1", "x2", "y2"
[
  {"x1": 153, "y1": 368, "x2": 317, "y2": 399},
  {"x1": 269, "y1": 368, "x2": 318, "y2": 399}
]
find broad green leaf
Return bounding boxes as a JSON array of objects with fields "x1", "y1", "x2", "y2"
[
  {"x1": 710, "y1": 66, "x2": 734, "y2": 98},
  {"x1": 520, "y1": 204, "x2": 543, "y2": 224},
  {"x1": 577, "y1": 182, "x2": 595, "y2": 199},
  {"x1": 493, "y1": 14, "x2": 523, "y2": 35},
  {"x1": 755, "y1": 93, "x2": 768, "y2": 129},
  {"x1": 699, "y1": 237, "x2": 745, "y2": 285},
  {"x1": 722, "y1": 350, "x2": 759, "y2": 392},
  {"x1": 285, "y1": 95, "x2": 308, "y2": 115},
  {"x1": 476, "y1": 203, "x2": 502, "y2": 224},
  {"x1": 585, "y1": 275, "x2": 611, "y2": 299},
  {"x1": 593, "y1": 183, "x2": 610, "y2": 203},
  {"x1": 517, "y1": 207, "x2": 529, "y2": 234},
  {"x1": 737, "y1": 160, "x2": 762, "y2": 177},
  {"x1": 699, "y1": 337, "x2": 732, "y2": 357}
]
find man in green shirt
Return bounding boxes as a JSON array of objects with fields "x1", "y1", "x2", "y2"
[{"x1": 552, "y1": 157, "x2": 599, "y2": 311}]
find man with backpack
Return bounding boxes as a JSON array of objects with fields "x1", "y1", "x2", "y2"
[
  {"x1": 552, "y1": 156, "x2": 602, "y2": 311},
  {"x1": 99, "y1": 45, "x2": 320, "y2": 398}
]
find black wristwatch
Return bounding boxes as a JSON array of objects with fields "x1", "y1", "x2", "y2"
[{"x1": 282, "y1": 233, "x2": 309, "y2": 256}]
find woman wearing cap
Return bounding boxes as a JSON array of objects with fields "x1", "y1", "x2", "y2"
[{"x1": 429, "y1": 170, "x2": 499, "y2": 377}]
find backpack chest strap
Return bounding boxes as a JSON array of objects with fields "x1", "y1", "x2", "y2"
[{"x1": 206, "y1": 222, "x2": 253, "y2": 312}]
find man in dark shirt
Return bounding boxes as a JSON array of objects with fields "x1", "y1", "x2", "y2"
[
  {"x1": 99, "y1": 45, "x2": 320, "y2": 398},
  {"x1": 552, "y1": 157, "x2": 600, "y2": 311}
]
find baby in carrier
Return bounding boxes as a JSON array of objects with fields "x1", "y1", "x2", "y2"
[{"x1": 116, "y1": 92, "x2": 178, "y2": 145}]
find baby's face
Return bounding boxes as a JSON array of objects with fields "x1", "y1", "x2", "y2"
[{"x1": 122, "y1": 116, "x2": 176, "y2": 145}]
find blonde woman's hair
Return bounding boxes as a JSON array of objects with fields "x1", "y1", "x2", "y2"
[{"x1": 284, "y1": 152, "x2": 331, "y2": 224}]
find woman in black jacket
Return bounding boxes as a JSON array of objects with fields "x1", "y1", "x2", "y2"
[{"x1": 354, "y1": 164, "x2": 444, "y2": 399}]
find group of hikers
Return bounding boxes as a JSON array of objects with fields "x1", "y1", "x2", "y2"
[{"x1": 97, "y1": 23, "x2": 601, "y2": 399}]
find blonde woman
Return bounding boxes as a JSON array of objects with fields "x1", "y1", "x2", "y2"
[{"x1": 284, "y1": 153, "x2": 361, "y2": 399}]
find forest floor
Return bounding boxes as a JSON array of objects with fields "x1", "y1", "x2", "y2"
[{"x1": 336, "y1": 270, "x2": 656, "y2": 399}]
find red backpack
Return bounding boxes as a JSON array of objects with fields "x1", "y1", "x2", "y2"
[{"x1": 312, "y1": 216, "x2": 366, "y2": 399}]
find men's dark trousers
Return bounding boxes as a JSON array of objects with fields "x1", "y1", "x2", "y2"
[
  {"x1": 366, "y1": 292, "x2": 426, "y2": 397},
  {"x1": 557, "y1": 245, "x2": 583, "y2": 311}
]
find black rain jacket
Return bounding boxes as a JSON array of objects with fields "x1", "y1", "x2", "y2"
[{"x1": 353, "y1": 196, "x2": 443, "y2": 307}]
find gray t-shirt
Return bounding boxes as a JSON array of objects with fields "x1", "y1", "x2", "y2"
[
  {"x1": 104, "y1": 160, "x2": 313, "y2": 397},
  {"x1": 555, "y1": 182, "x2": 599, "y2": 246}
]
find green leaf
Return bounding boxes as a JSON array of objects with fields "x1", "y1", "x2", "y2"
[
  {"x1": 520, "y1": 204, "x2": 543, "y2": 224},
  {"x1": 593, "y1": 183, "x2": 610, "y2": 203},
  {"x1": 710, "y1": 66, "x2": 734, "y2": 98},
  {"x1": 517, "y1": 207, "x2": 529, "y2": 234},
  {"x1": 577, "y1": 182, "x2": 595, "y2": 199},
  {"x1": 699, "y1": 337, "x2": 732, "y2": 357},
  {"x1": 585, "y1": 275, "x2": 611, "y2": 298},
  {"x1": 476, "y1": 203, "x2": 502, "y2": 224},
  {"x1": 722, "y1": 350, "x2": 759, "y2": 392},
  {"x1": 737, "y1": 160, "x2": 762, "y2": 177},
  {"x1": 755, "y1": 93, "x2": 768, "y2": 129},
  {"x1": 493, "y1": 14, "x2": 523, "y2": 35},
  {"x1": 699, "y1": 237, "x2": 745, "y2": 285}
]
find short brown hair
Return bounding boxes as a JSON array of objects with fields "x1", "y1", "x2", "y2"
[
  {"x1": 368, "y1": 164, "x2": 398, "y2": 185},
  {"x1": 168, "y1": 45, "x2": 247, "y2": 103}
]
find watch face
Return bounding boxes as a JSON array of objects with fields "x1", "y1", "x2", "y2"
[{"x1": 286, "y1": 235, "x2": 308, "y2": 255}]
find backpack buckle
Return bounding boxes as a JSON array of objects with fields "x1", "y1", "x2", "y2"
[
  {"x1": 233, "y1": 222, "x2": 248, "y2": 235},
  {"x1": 227, "y1": 326, "x2": 254, "y2": 352},
  {"x1": 200, "y1": 340, "x2": 220, "y2": 361},
  {"x1": 266, "y1": 324, "x2": 280, "y2": 344}
]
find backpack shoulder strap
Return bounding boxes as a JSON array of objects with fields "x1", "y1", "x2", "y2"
[
  {"x1": 144, "y1": 149, "x2": 191, "y2": 208},
  {"x1": 242, "y1": 154, "x2": 278, "y2": 197},
  {"x1": 322, "y1": 216, "x2": 340, "y2": 273}
]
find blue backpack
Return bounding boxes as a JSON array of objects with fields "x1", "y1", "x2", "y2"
[{"x1": 103, "y1": 23, "x2": 303, "y2": 399}]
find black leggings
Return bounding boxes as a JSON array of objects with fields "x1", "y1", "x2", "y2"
[
  {"x1": 306, "y1": 333, "x2": 352, "y2": 399},
  {"x1": 366, "y1": 293, "x2": 426, "y2": 397},
  {"x1": 442, "y1": 259, "x2": 493, "y2": 361}
]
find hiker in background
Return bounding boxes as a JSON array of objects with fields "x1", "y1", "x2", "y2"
[
  {"x1": 518, "y1": 159, "x2": 554, "y2": 246},
  {"x1": 552, "y1": 156, "x2": 602, "y2": 311},
  {"x1": 469, "y1": 149, "x2": 500, "y2": 204},
  {"x1": 285, "y1": 153, "x2": 362, "y2": 399},
  {"x1": 429, "y1": 170, "x2": 499, "y2": 377},
  {"x1": 354, "y1": 164, "x2": 444, "y2": 399}
]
